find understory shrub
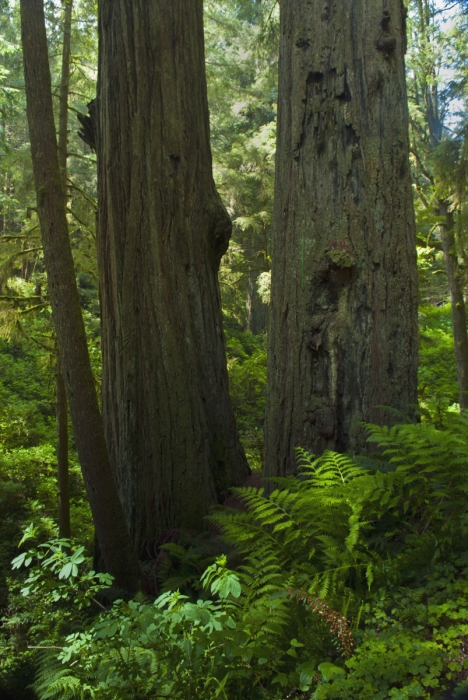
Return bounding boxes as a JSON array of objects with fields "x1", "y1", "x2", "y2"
[{"x1": 6, "y1": 411, "x2": 468, "y2": 699}]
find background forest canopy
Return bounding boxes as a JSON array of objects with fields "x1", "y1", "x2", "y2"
[{"x1": 1, "y1": 0, "x2": 468, "y2": 699}]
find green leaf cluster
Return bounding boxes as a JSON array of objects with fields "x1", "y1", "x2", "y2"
[{"x1": 5, "y1": 412, "x2": 468, "y2": 698}]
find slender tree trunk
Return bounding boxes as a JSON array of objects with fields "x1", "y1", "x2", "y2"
[
  {"x1": 56, "y1": 0, "x2": 72, "y2": 539},
  {"x1": 56, "y1": 355, "x2": 70, "y2": 538},
  {"x1": 20, "y1": 0, "x2": 140, "y2": 593},
  {"x1": 265, "y1": 0, "x2": 418, "y2": 476},
  {"x1": 244, "y1": 233, "x2": 268, "y2": 335},
  {"x1": 97, "y1": 0, "x2": 250, "y2": 556},
  {"x1": 58, "y1": 0, "x2": 72, "y2": 183},
  {"x1": 438, "y1": 200, "x2": 468, "y2": 409},
  {"x1": 246, "y1": 269, "x2": 267, "y2": 335}
]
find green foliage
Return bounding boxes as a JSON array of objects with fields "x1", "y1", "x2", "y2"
[
  {"x1": 226, "y1": 331, "x2": 266, "y2": 469},
  {"x1": 211, "y1": 415, "x2": 468, "y2": 695},
  {"x1": 11, "y1": 530, "x2": 112, "y2": 608},
  {"x1": 205, "y1": 0, "x2": 276, "y2": 333},
  {"x1": 0, "y1": 332, "x2": 92, "y2": 694},
  {"x1": 212, "y1": 449, "x2": 377, "y2": 611},
  {"x1": 5, "y1": 415, "x2": 468, "y2": 699},
  {"x1": 0, "y1": 531, "x2": 104, "y2": 697},
  {"x1": 151, "y1": 529, "x2": 230, "y2": 598},
  {"x1": 313, "y1": 559, "x2": 468, "y2": 699},
  {"x1": 0, "y1": 429, "x2": 93, "y2": 595},
  {"x1": 19, "y1": 551, "x2": 323, "y2": 699},
  {"x1": 0, "y1": 1, "x2": 467, "y2": 698}
]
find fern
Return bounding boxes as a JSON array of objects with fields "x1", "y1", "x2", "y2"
[
  {"x1": 296, "y1": 448, "x2": 366, "y2": 486},
  {"x1": 33, "y1": 651, "x2": 84, "y2": 700},
  {"x1": 211, "y1": 449, "x2": 375, "y2": 616},
  {"x1": 213, "y1": 413, "x2": 468, "y2": 629},
  {"x1": 26, "y1": 412, "x2": 468, "y2": 699}
]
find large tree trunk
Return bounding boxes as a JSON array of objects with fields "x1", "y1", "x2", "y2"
[
  {"x1": 438, "y1": 200, "x2": 468, "y2": 409},
  {"x1": 56, "y1": 0, "x2": 73, "y2": 539},
  {"x1": 20, "y1": 0, "x2": 140, "y2": 593},
  {"x1": 97, "y1": 0, "x2": 249, "y2": 556},
  {"x1": 265, "y1": 0, "x2": 418, "y2": 476}
]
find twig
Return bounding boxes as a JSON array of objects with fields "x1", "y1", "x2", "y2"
[
  {"x1": 66, "y1": 208, "x2": 96, "y2": 239},
  {"x1": 67, "y1": 178, "x2": 97, "y2": 209},
  {"x1": 67, "y1": 151, "x2": 96, "y2": 164},
  {"x1": 28, "y1": 645, "x2": 64, "y2": 650}
]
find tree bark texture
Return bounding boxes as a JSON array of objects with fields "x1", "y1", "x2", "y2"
[
  {"x1": 97, "y1": 0, "x2": 250, "y2": 556},
  {"x1": 265, "y1": 0, "x2": 418, "y2": 476},
  {"x1": 20, "y1": 0, "x2": 140, "y2": 593},
  {"x1": 56, "y1": 355, "x2": 70, "y2": 538},
  {"x1": 438, "y1": 201, "x2": 468, "y2": 409},
  {"x1": 56, "y1": 0, "x2": 72, "y2": 539}
]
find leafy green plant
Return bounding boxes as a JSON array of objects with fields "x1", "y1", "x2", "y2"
[
  {"x1": 25, "y1": 553, "x2": 323, "y2": 699},
  {"x1": 7, "y1": 413, "x2": 468, "y2": 699},
  {"x1": 0, "y1": 531, "x2": 108, "y2": 698},
  {"x1": 312, "y1": 558, "x2": 468, "y2": 699},
  {"x1": 214, "y1": 413, "x2": 468, "y2": 605},
  {"x1": 11, "y1": 526, "x2": 112, "y2": 609}
]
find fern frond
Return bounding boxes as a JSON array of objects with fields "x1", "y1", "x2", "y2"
[
  {"x1": 296, "y1": 449, "x2": 365, "y2": 486},
  {"x1": 33, "y1": 651, "x2": 84, "y2": 700}
]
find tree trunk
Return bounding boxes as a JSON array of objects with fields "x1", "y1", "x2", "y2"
[
  {"x1": 265, "y1": 0, "x2": 418, "y2": 476},
  {"x1": 438, "y1": 200, "x2": 468, "y2": 409},
  {"x1": 246, "y1": 269, "x2": 267, "y2": 335},
  {"x1": 58, "y1": 0, "x2": 72, "y2": 182},
  {"x1": 56, "y1": 355, "x2": 70, "y2": 538},
  {"x1": 20, "y1": 0, "x2": 140, "y2": 593},
  {"x1": 56, "y1": 0, "x2": 72, "y2": 539},
  {"x1": 97, "y1": 0, "x2": 250, "y2": 556}
]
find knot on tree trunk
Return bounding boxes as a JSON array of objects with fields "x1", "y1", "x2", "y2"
[{"x1": 206, "y1": 192, "x2": 232, "y2": 269}]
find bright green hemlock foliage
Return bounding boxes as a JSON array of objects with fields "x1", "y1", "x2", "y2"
[{"x1": 6, "y1": 413, "x2": 468, "y2": 699}]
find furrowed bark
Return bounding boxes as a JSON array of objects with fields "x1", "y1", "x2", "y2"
[
  {"x1": 20, "y1": 0, "x2": 140, "y2": 593},
  {"x1": 265, "y1": 0, "x2": 418, "y2": 476},
  {"x1": 97, "y1": 0, "x2": 250, "y2": 556},
  {"x1": 56, "y1": 0, "x2": 73, "y2": 539}
]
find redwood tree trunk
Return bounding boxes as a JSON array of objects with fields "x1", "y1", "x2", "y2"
[
  {"x1": 20, "y1": 0, "x2": 140, "y2": 593},
  {"x1": 97, "y1": 0, "x2": 249, "y2": 556},
  {"x1": 56, "y1": 0, "x2": 73, "y2": 539},
  {"x1": 438, "y1": 201, "x2": 468, "y2": 409},
  {"x1": 265, "y1": 0, "x2": 418, "y2": 476}
]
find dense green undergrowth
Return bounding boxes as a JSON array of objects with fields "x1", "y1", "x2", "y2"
[
  {"x1": 3, "y1": 412, "x2": 468, "y2": 699},
  {"x1": 0, "y1": 286, "x2": 463, "y2": 700}
]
